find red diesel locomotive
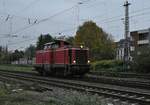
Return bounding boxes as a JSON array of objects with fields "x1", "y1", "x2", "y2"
[{"x1": 34, "y1": 40, "x2": 90, "y2": 76}]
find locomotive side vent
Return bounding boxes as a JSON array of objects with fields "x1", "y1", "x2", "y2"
[{"x1": 75, "y1": 50, "x2": 87, "y2": 64}]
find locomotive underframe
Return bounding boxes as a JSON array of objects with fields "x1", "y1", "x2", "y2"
[{"x1": 34, "y1": 64, "x2": 90, "y2": 76}]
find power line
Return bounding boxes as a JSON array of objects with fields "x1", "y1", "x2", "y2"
[
  {"x1": 6, "y1": 26, "x2": 77, "y2": 47},
  {"x1": 84, "y1": 6, "x2": 150, "y2": 23},
  {"x1": 4, "y1": 24, "x2": 77, "y2": 46},
  {"x1": 7, "y1": 37, "x2": 35, "y2": 46},
  {"x1": 3, "y1": 1, "x2": 150, "y2": 49},
  {"x1": 2, "y1": 7, "x2": 150, "y2": 39},
  {"x1": 5, "y1": 9, "x2": 150, "y2": 46},
  {"x1": 95, "y1": 10, "x2": 150, "y2": 24},
  {"x1": 10, "y1": 5, "x2": 76, "y2": 35},
  {"x1": 16, "y1": 0, "x2": 41, "y2": 15},
  {"x1": 1, "y1": 1, "x2": 150, "y2": 27},
  {"x1": 4, "y1": 1, "x2": 150, "y2": 36},
  {"x1": 0, "y1": 0, "x2": 40, "y2": 23},
  {"x1": 3, "y1": 0, "x2": 92, "y2": 35},
  {"x1": 0, "y1": 11, "x2": 73, "y2": 27},
  {"x1": 0, "y1": 12, "x2": 38, "y2": 21}
]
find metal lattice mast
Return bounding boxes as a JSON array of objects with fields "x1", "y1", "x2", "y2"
[
  {"x1": 123, "y1": 0, "x2": 131, "y2": 69},
  {"x1": 124, "y1": 0, "x2": 130, "y2": 39}
]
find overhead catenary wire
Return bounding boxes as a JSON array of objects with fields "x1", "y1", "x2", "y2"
[
  {"x1": 2, "y1": 7, "x2": 150, "y2": 40},
  {"x1": 5, "y1": 8, "x2": 150, "y2": 46},
  {"x1": 7, "y1": 27, "x2": 77, "y2": 46},
  {"x1": 0, "y1": 6, "x2": 75, "y2": 39},
  {"x1": 6, "y1": 0, "x2": 93, "y2": 35},
  {"x1": 16, "y1": 0, "x2": 41, "y2": 15},
  {"x1": 0, "y1": 4, "x2": 78, "y2": 39},
  {"x1": 1, "y1": 1, "x2": 150, "y2": 25},
  {"x1": 84, "y1": 6, "x2": 150, "y2": 22},
  {"x1": 96, "y1": 9, "x2": 150, "y2": 24},
  {"x1": 10, "y1": 5, "x2": 76, "y2": 35},
  {"x1": 2, "y1": 1, "x2": 150, "y2": 50},
  {"x1": 0, "y1": 12, "x2": 38, "y2": 22},
  {"x1": 7, "y1": 37, "x2": 35, "y2": 46},
  {"x1": 3, "y1": 1, "x2": 150, "y2": 36},
  {"x1": 6, "y1": 26, "x2": 78, "y2": 47},
  {"x1": 0, "y1": 0, "x2": 40, "y2": 23}
]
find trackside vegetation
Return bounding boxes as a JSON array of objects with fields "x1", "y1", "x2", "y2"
[
  {"x1": 131, "y1": 47, "x2": 150, "y2": 73},
  {"x1": 0, "y1": 82, "x2": 105, "y2": 105},
  {"x1": 91, "y1": 60, "x2": 123, "y2": 72}
]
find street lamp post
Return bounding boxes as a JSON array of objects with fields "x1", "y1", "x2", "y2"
[{"x1": 77, "y1": 2, "x2": 83, "y2": 27}]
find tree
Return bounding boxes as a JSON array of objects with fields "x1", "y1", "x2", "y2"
[
  {"x1": 65, "y1": 36, "x2": 75, "y2": 45},
  {"x1": 25, "y1": 45, "x2": 36, "y2": 60},
  {"x1": 11, "y1": 50, "x2": 24, "y2": 61},
  {"x1": 0, "y1": 46, "x2": 12, "y2": 64},
  {"x1": 74, "y1": 21, "x2": 115, "y2": 60},
  {"x1": 36, "y1": 34, "x2": 54, "y2": 50}
]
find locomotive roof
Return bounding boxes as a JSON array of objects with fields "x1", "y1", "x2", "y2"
[
  {"x1": 44, "y1": 42, "x2": 55, "y2": 45},
  {"x1": 44, "y1": 40, "x2": 70, "y2": 46}
]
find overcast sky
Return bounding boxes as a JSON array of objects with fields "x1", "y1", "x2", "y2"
[{"x1": 0, "y1": 0, "x2": 150, "y2": 50}]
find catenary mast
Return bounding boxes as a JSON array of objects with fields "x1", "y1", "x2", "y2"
[{"x1": 123, "y1": 0, "x2": 131, "y2": 69}]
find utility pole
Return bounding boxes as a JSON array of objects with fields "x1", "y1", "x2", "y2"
[
  {"x1": 77, "y1": 2, "x2": 83, "y2": 27},
  {"x1": 123, "y1": 0, "x2": 131, "y2": 70}
]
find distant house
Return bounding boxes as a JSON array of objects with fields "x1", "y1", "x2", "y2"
[
  {"x1": 116, "y1": 39, "x2": 134, "y2": 61},
  {"x1": 11, "y1": 58, "x2": 34, "y2": 65}
]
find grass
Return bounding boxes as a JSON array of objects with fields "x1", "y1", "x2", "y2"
[
  {"x1": 0, "y1": 88, "x2": 8, "y2": 97},
  {"x1": 0, "y1": 81, "x2": 58, "y2": 105},
  {"x1": 0, "y1": 64, "x2": 33, "y2": 72},
  {"x1": 0, "y1": 91, "x2": 59, "y2": 105}
]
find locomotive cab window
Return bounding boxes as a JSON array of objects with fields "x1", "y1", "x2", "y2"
[{"x1": 51, "y1": 44, "x2": 59, "y2": 49}]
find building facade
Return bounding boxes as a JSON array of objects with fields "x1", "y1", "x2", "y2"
[{"x1": 130, "y1": 28, "x2": 150, "y2": 49}]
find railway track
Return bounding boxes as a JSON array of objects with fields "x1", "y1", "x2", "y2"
[
  {"x1": 0, "y1": 70, "x2": 150, "y2": 104},
  {"x1": 89, "y1": 71, "x2": 150, "y2": 79},
  {"x1": 83, "y1": 74, "x2": 150, "y2": 90},
  {"x1": 1, "y1": 69, "x2": 150, "y2": 90}
]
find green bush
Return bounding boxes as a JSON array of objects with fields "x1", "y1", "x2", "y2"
[
  {"x1": 0, "y1": 83, "x2": 9, "y2": 97},
  {"x1": 91, "y1": 60, "x2": 123, "y2": 72},
  {"x1": 131, "y1": 47, "x2": 150, "y2": 73}
]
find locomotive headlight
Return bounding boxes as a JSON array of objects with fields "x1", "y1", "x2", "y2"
[
  {"x1": 73, "y1": 60, "x2": 76, "y2": 63},
  {"x1": 88, "y1": 60, "x2": 90, "y2": 63},
  {"x1": 80, "y1": 45, "x2": 83, "y2": 48}
]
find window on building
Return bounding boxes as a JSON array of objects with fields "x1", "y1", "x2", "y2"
[
  {"x1": 138, "y1": 44, "x2": 149, "y2": 47},
  {"x1": 139, "y1": 33, "x2": 148, "y2": 40}
]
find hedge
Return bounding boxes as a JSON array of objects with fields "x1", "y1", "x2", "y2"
[{"x1": 91, "y1": 60, "x2": 123, "y2": 72}]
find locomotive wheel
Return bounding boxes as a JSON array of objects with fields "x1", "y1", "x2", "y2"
[
  {"x1": 42, "y1": 70, "x2": 47, "y2": 76},
  {"x1": 78, "y1": 74, "x2": 85, "y2": 78},
  {"x1": 38, "y1": 71, "x2": 43, "y2": 76},
  {"x1": 36, "y1": 67, "x2": 43, "y2": 76}
]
